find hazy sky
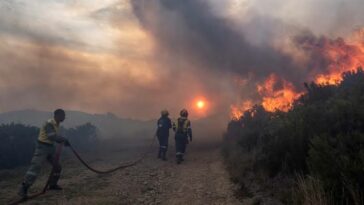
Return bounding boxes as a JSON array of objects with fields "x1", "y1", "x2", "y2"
[{"x1": 0, "y1": 0, "x2": 363, "y2": 119}]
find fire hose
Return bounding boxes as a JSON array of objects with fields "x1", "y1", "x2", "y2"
[{"x1": 8, "y1": 135, "x2": 156, "y2": 205}]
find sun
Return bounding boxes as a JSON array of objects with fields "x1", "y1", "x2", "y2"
[{"x1": 196, "y1": 100, "x2": 205, "y2": 109}]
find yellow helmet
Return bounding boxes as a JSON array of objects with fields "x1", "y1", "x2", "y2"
[
  {"x1": 161, "y1": 109, "x2": 169, "y2": 116},
  {"x1": 180, "y1": 109, "x2": 188, "y2": 117}
]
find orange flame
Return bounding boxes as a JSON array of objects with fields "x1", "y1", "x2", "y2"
[
  {"x1": 229, "y1": 75, "x2": 303, "y2": 118},
  {"x1": 313, "y1": 32, "x2": 364, "y2": 85},
  {"x1": 230, "y1": 100, "x2": 254, "y2": 120},
  {"x1": 257, "y1": 74, "x2": 303, "y2": 112}
]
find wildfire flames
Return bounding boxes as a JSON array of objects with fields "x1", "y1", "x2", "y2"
[
  {"x1": 308, "y1": 35, "x2": 364, "y2": 85},
  {"x1": 230, "y1": 100, "x2": 253, "y2": 120},
  {"x1": 257, "y1": 74, "x2": 303, "y2": 112},
  {"x1": 230, "y1": 29, "x2": 364, "y2": 119}
]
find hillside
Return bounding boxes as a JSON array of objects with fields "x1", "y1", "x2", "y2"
[
  {"x1": 0, "y1": 110, "x2": 154, "y2": 138},
  {"x1": 0, "y1": 109, "x2": 229, "y2": 139}
]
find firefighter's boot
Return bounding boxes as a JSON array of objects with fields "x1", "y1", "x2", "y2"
[
  {"x1": 157, "y1": 150, "x2": 162, "y2": 159},
  {"x1": 18, "y1": 182, "x2": 29, "y2": 199},
  {"x1": 49, "y1": 184, "x2": 63, "y2": 190},
  {"x1": 162, "y1": 151, "x2": 167, "y2": 161},
  {"x1": 176, "y1": 155, "x2": 182, "y2": 164}
]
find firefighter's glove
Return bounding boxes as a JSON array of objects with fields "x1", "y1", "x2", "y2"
[
  {"x1": 55, "y1": 136, "x2": 69, "y2": 146},
  {"x1": 53, "y1": 136, "x2": 66, "y2": 143},
  {"x1": 64, "y1": 139, "x2": 70, "y2": 147}
]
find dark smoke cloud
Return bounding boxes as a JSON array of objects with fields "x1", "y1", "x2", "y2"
[
  {"x1": 130, "y1": 0, "x2": 305, "y2": 85},
  {"x1": 129, "y1": 0, "x2": 364, "y2": 97}
]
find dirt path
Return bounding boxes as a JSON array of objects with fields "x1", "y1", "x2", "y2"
[
  {"x1": 159, "y1": 143, "x2": 240, "y2": 205},
  {"x1": 1, "y1": 139, "x2": 241, "y2": 205}
]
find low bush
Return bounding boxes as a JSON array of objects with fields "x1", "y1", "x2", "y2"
[
  {"x1": 0, "y1": 122, "x2": 99, "y2": 169},
  {"x1": 223, "y1": 68, "x2": 364, "y2": 204}
]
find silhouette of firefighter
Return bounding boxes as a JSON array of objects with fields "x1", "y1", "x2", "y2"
[
  {"x1": 18, "y1": 109, "x2": 69, "y2": 199},
  {"x1": 156, "y1": 109, "x2": 172, "y2": 161},
  {"x1": 173, "y1": 109, "x2": 193, "y2": 164}
]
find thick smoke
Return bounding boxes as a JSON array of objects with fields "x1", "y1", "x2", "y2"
[
  {"x1": 129, "y1": 0, "x2": 364, "y2": 108},
  {"x1": 131, "y1": 0, "x2": 301, "y2": 83},
  {"x1": 0, "y1": 0, "x2": 363, "y2": 119}
]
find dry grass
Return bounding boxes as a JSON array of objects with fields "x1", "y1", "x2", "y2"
[
  {"x1": 293, "y1": 175, "x2": 333, "y2": 205},
  {"x1": 344, "y1": 180, "x2": 364, "y2": 205}
]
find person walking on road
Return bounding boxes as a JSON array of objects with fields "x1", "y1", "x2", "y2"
[
  {"x1": 173, "y1": 109, "x2": 192, "y2": 164},
  {"x1": 156, "y1": 110, "x2": 172, "y2": 161}
]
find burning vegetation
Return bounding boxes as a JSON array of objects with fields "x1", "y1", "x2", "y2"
[
  {"x1": 231, "y1": 29, "x2": 364, "y2": 118},
  {"x1": 257, "y1": 74, "x2": 303, "y2": 112},
  {"x1": 230, "y1": 100, "x2": 253, "y2": 120},
  {"x1": 223, "y1": 68, "x2": 364, "y2": 204}
]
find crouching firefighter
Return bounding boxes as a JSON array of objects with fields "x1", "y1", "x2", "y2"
[
  {"x1": 18, "y1": 109, "x2": 69, "y2": 199},
  {"x1": 156, "y1": 110, "x2": 172, "y2": 161},
  {"x1": 173, "y1": 109, "x2": 192, "y2": 164}
]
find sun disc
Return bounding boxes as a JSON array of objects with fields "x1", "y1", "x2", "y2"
[{"x1": 197, "y1": 100, "x2": 205, "y2": 109}]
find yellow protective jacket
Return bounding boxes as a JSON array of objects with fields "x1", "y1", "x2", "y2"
[
  {"x1": 38, "y1": 119, "x2": 60, "y2": 145},
  {"x1": 173, "y1": 117, "x2": 193, "y2": 140}
]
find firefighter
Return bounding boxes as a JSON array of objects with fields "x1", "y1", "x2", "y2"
[
  {"x1": 156, "y1": 109, "x2": 172, "y2": 161},
  {"x1": 18, "y1": 109, "x2": 69, "y2": 199},
  {"x1": 173, "y1": 109, "x2": 192, "y2": 164}
]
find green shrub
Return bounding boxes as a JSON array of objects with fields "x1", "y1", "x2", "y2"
[
  {"x1": 0, "y1": 123, "x2": 38, "y2": 169},
  {"x1": 309, "y1": 132, "x2": 364, "y2": 203},
  {"x1": 0, "y1": 122, "x2": 99, "y2": 169}
]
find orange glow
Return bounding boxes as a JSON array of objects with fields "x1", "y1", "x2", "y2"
[
  {"x1": 196, "y1": 100, "x2": 205, "y2": 109},
  {"x1": 191, "y1": 98, "x2": 209, "y2": 119},
  {"x1": 257, "y1": 74, "x2": 303, "y2": 112}
]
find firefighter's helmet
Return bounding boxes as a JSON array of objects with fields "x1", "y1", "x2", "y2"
[
  {"x1": 180, "y1": 109, "x2": 188, "y2": 117},
  {"x1": 161, "y1": 109, "x2": 169, "y2": 116}
]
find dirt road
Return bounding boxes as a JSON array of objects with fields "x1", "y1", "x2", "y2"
[{"x1": 1, "y1": 139, "x2": 241, "y2": 205}]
